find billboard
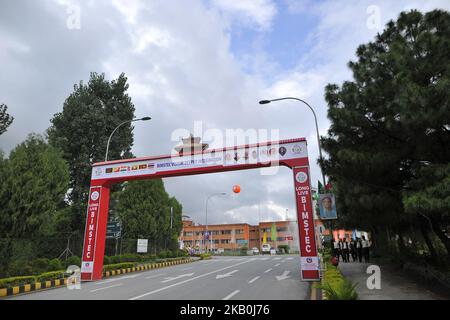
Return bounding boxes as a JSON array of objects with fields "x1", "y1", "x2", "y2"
[{"x1": 318, "y1": 193, "x2": 337, "y2": 220}]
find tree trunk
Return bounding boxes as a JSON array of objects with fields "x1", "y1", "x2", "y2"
[
  {"x1": 419, "y1": 215, "x2": 438, "y2": 262},
  {"x1": 429, "y1": 216, "x2": 450, "y2": 261}
]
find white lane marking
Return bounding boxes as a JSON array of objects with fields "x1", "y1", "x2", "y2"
[
  {"x1": 276, "y1": 271, "x2": 291, "y2": 281},
  {"x1": 161, "y1": 273, "x2": 195, "y2": 283},
  {"x1": 96, "y1": 274, "x2": 141, "y2": 284},
  {"x1": 129, "y1": 259, "x2": 253, "y2": 300},
  {"x1": 274, "y1": 257, "x2": 281, "y2": 260},
  {"x1": 261, "y1": 258, "x2": 269, "y2": 261},
  {"x1": 145, "y1": 273, "x2": 165, "y2": 279},
  {"x1": 264, "y1": 268, "x2": 272, "y2": 273},
  {"x1": 275, "y1": 263, "x2": 280, "y2": 267},
  {"x1": 181, "y1": 267, "x2": 193, "y2": 271},
  {"x1": 90, "y1": 283, "x2": 123, "y2": 292},
  {"x1": 286, "y1": 257, "x2": 293, "y2": 260},
  {"x1": 222, "y1": 290, "x2": 240, "y2": 300},
  {"x1": 248, "y1": 276, "x2": 260, "y2": 284},
  {"x1": 216, "y1": 270, "x2": 238, "y2": 279}
]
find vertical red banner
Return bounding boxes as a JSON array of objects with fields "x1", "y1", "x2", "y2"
[
  {"x1": 293, "y1": 166, "x2": 320, "y2": 281},
  {"x1": 81, "y1": 186, "x2": 102, "y2": 281}
]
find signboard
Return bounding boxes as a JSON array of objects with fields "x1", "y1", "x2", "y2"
[
  {"x1": 318, "y1": 193, "x2": 338, "y2": 220},
  {"x1": 81, "y1": 186, "x2": 102, "y2": 280},
  {"x1": 293, "y1": 166, "x2": 320, "y2": 281},
  {"x1": 91, "y1": 140, "x2": 308, "y2": 182},
  {"x1": 285, "y1": 235, "x2": 294, "y2": 241},
  {"x1": 137, "y1": 239, "x2": 148, "y2": 253},
  {"x1": 236, "y1": 239, "x2": 248, "y2": 245},
  {"x1": 106, "y1": 220, "x2": 122, "y2": 239}
]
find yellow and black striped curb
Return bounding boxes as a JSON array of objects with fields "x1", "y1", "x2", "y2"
[
  {"x1": 104, "y1": 258, "x2": 193, "y2": 277},
  {"x1": 0, "y1": 278, "x2": 69, "y2": 298},
  {"x1": 0, "y1": 258, "x2": 193, "y2": 298}
]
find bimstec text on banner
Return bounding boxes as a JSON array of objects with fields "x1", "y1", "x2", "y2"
[
  {"x1": 293, "y1": 167, "x2": 320, "y2": 281},
  {"x1": 81, "y1": 186, "x2": 101, "y2": 280}
]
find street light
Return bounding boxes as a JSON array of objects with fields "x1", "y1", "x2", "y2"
[
  {"x1": 259, "y1": 97, "x2": 326, "y2": 187},
  {"x1": 205, "y1": 192, "x2": 227, "y2": 253},
  {"x1": 105, "y1": 116, "x2": 151, "y2": 161}
]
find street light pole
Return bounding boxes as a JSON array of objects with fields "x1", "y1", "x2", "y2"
[
  {"x1": 259, "y1": 97, "x2": 326, "y2": 187},
  {"x1": 205, "y1": 192, "x2": 227, "y2": 253},
  {"x1": 105, "y1": 116, "x2": 151, "y2": 162},
  {"x1": 260, "y1": 97, "x2": 333, "y2": 254}
]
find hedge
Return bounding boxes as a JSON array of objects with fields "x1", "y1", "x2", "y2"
[
  {"x1": 0, "y1": 276, "x2": 37, "y2": 289},
  {"x1": 36, "y1": 271, "x2": 66, "y2": 282},
  {"x1": 103, "y1": 263, "x2": 137, "y2": 272}
]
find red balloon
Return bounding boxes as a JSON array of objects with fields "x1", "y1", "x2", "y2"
[{"x1": 233, "y1": 185, "x2": 241, "y2": 193}]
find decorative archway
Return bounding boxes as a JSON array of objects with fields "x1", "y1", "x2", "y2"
[{"x1": 80, "y1": 138, "x2": 320, "y2": 281}]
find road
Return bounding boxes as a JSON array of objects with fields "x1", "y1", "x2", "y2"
[{"x1": 9, "y1": 255, "x2": 310, "y2": 300}]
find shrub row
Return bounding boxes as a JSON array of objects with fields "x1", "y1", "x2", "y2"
[
  {"x1": 0, "y1": 271, "x2": 67, "y2": 289},
  {"x1": 317, "y1": 259, "x2": 358, "y2": 300}
]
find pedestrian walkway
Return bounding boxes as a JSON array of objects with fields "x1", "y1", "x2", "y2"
[{"x1": 338, "y1": 262, "x2": 447, "y2": 300}]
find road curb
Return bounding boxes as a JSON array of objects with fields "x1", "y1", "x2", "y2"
[
  {"x1": 0, "y1": 278, "x2": 69, "y2": 298},
  {"x1": 0, "y1": 257, "x2": 193, "y2": 298}
]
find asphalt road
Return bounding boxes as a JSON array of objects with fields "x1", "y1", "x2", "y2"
[{"x1": 9, "y1": 255, "x2": 310, "y2": 300}]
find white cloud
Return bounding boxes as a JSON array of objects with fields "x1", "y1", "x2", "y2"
[{"x1": 211, "y1": 0, "x2": 277, "y2": 30}]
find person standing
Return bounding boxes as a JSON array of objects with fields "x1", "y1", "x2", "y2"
[
  {"x1": 361, "y1": 236, "x2": 370, "y2": 263},
  {"x1": 356, "y1": 238, "x2": 363, "y2": 262},
  {"x1": 343, "y1": 239, "x2": 350, "y2": 262},
  {"x1": 333, "y1": 239, "x2": 340, "y2": 259},
  {"x1": 350, "y1": 239, "x2": 357, "y2": 262}
]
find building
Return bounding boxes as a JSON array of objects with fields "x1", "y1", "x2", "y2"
[{"x1": 180, "y1": 217, "x2": 300, "y2": 252}]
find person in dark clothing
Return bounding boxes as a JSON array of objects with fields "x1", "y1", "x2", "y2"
[
  {"x1": 350, "y1": 239, "x2": 357, "y2": 262},
  {"x1": 342, "y1": 239, "x2": 350, "y2": 262},
  {"x1": 362, "y1": 236, "x2": 370, "y2": 263},
  {"x1": 356, "y1": 238, "x2": 363, "y2": 262}
]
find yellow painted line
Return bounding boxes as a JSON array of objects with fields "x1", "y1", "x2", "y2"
[
  {"x1": 132, "y1": 267, "x2": 136, "y2": 272},
  {"x1": 0, "y1": 288, "x2": 7, "y2": 297}
]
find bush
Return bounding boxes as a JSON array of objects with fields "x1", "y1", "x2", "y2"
[
  {"x1": 158, "y1": 250, "x2": 172, "y2": 259},
  {"x1": 47, "y1": 258, "x2": 63, "y2": 271},
  {"x1": 36, "y1": 271, "x2": 65, "y2": 282},
  {"x1": 65, "y1": 256, "x2": 81, "y2": 268},
  {"x1": 7, "y1": 260, "x2": 33, "y2": 277},
  {"x1": 317, "y1": 262, "x2": 358, "y2": 300},
  {"x1": 103, "y1": 263, "x2": 136, "y2": 272},
  {"x1": 30, "y1": 258, "x2": 50, "y2": 274},
  {"x1": 199, "y1": 253, "x2": 212, "y2": 260},
  {"x1": 0, "y1": 276, "x2": 36, "y2": 289}
]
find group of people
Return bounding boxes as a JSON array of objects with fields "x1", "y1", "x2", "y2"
[{"x1": 332, "y1": 236, "x2": 371, "y2": 263}]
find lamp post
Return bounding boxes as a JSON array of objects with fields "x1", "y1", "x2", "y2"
[
  {"x1": 259, "y1": 97, "x2": 326, "y2": 187},
  {"x1": 105, "y1": 116, "x2": 151, "y2": 161},
  {"x1": 259, "y1": 97, "x2": 333, "y2": 253},
  {"x1": 205, "y1": 192, "x2": 227, "y2": 253}
]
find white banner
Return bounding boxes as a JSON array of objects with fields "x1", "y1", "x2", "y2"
[{"x1": 91, "y1": 140, "x2": 308, "y2": 181}]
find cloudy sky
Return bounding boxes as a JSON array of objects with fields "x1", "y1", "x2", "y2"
[{"x1": 1, "y1": 0, "x2": 450, "y2": 226}]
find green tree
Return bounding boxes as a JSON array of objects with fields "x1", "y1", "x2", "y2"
[
  {"x1": 321, "y1": 10, "x2": 450, "y2": 260},
  {"x1": 2, "y1": 134, "x2": 69, "y2": 238},
  {"x1": 0, "y1": 104, "x2": 14, "y2": 135},
  {"x1": 114, "y1": 179, "x2": 182, "y2": 252},
  {"x1": 0, "y1": 135, "x2": 70, "y2": 275},
  {"x1": 48, "y1": 72, "x2": 135, "y2": 233}
]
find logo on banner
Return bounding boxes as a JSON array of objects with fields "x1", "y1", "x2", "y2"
[
  {"x1": 90, "y1": 191, "x2": 100, "y2": 201},
  {"x1": 279, "y1": 146, "x2": 287, "y2": 156},
  {"x1": 292, "y1": 145, "x2": 302, "y2": 154},
  {"x1": 295, "y1": 171, "x2": 308, "y2": 183},
  {"x1": 94, "y1": 168, "x2": 103, "y2": 176}
]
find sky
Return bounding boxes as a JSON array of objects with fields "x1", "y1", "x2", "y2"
[{"x1": 1, "y1": 0, "x2": 450, "y2": 226}]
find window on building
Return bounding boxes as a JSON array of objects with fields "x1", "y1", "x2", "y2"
[
  {"x1": 277, "y1": 227, "x2": 287, "y2": 232},
  {"x1": 221, "y1": 230, "x2": 231, "y2": 235},
  {"x1": 184, "y1": 232, "x2": 193, "y2": 237}
]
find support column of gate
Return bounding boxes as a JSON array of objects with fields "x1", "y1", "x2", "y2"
[
  {"x1": 81, "y1": 184, "x2": 110, "y2": 281},
  {"x1": 292, "y1": 165, "x2": 320, "y2": 281}
]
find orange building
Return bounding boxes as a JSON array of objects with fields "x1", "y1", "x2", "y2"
[{"x1": 180, "y1": 218, "x2": 300, "y2": 252}]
